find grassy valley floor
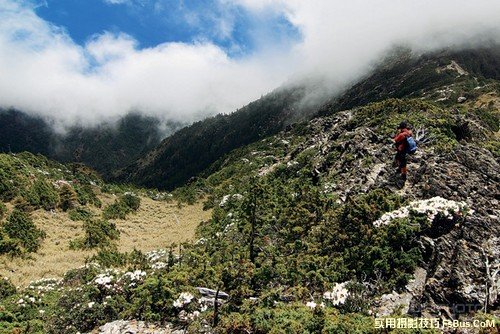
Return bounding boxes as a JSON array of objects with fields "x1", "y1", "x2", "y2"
[{"x1": 0, "y1": 194, "x2": 211, "y2": 286}]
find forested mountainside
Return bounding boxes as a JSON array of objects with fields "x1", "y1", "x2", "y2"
[
  {"x1": 113, "y1": 84, "x2": 311, "y2": 190},
  {"x1": 114, "y1": 45, "x2": 500, "y2": 191},
  {"x1": 0, "y1": 111, "x2": 181, "y2": 177}
]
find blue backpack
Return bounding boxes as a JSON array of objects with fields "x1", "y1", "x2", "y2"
[{"x1": 406, "y1": 136, "x2": 417, "y2": 154}]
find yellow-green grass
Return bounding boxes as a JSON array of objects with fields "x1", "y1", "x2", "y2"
[{"x1": 0, "y1": 194, "x2": 211, "y2": 287}]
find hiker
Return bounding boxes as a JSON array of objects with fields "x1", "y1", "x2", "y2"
[{"x1": 393, "y1": 121, "x2": 413, "y2": 183}]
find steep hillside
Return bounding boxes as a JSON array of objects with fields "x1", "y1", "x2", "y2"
[
  {"x1": 1, "y1": 89, "x2": 497, "y2": 333},
  {"x1": 114, "y1": 84, "x2": 311, "y2": 190},
  {"x1": 0, "y1": 111, "x2": 182, "y2": 176},
  {"x1": 115, "y1": 45, "x2": 500, "y2": 191}
]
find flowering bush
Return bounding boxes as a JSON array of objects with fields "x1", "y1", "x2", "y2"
[{"x1": 373, "y1": 196, "x2": 469, "y2": 228}]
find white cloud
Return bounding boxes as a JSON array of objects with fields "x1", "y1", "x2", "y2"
[
  {"x1": 103, "y1": 0, "x2": 130, "y2": 4},
  {"x1": 0, "y1": 0, "x2": 499, "y2": 129}
]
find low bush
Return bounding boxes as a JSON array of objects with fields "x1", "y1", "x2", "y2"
[
  {"x1": 0, "y1": 231, "x2": 22, "y2": 256},
  {"x1": 102, "y1": 202, "x2": 128, "y2": 220},
  {"x1": 68, "y1": 207, "x2": 94, "y2": 222},
  {"x1": 12, "y1": 196, "x2": 33, "y2": 212},
  {"x1": 70, "y1": 219, "x2": 120, "y2": 250},
  {"x1": 88, "y1": 248, "x2": 148, "y2": 269},
  {"x1": 75, "y1": 184, "x2": 102, "y2": 208},
  {"x1": 0, "y1": 202, "x2": 6, "y2": 220},
  {"x1": 120, "y1": 194, "x2": 141, "y2": 211},
  {"x1": 0, "y1": 278, "x2": 16, "y2": 300},
  {"x1": 0, "y1": 169, "x2": 19, "y2": 202},
  {"x1": 102, "y1": 194, "x2": 141, "y2": 220},
  {"x1": 59, "y1": 185, "x2": 78, "y2": 212},
  {"x1": 1, "y1": 209, "x2": 45, "y2": 254},
  {"x1": 28, "y1": 179, "x2": 59, "y2": 210}
]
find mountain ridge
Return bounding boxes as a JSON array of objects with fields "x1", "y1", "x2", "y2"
[{"x1": 114, "y1": 44, "x2": 500, "y2": 191}]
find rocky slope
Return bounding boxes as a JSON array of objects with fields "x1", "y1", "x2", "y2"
[
  {"x1": 0, "y1": 95, "x2": 498, "y2": 333},
  {"x1": 193, "y1": 89, "x2": 499, "y2": 311}
]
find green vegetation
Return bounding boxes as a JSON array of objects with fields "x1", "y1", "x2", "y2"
[
  {"x1": 87, "y1": 248, "x2": 149, "y2": 269},
  {"x1": 0, "y1": 278, "x2": 16, "y2": 300},
  {"x1": 0, "y1": 110, "x2": 174, "y2": 177},
  {"x1": 70, "y1": 219, "x2": 120, "y2": 250},
  {"x1": 27, "y1": 179, "x2": 59, "y2": 210},
  {"x1": 0, "y1": 202, "x2": 6, "y2": 220},
  {"x1": 59, "y1": 184, "x2": 77, "y2": 211},
  {"x1": 0, "y1": 47, "x2": 498, "y2": 333},
  {"x1": 68, "y1": 207, "x2": 94, "y2": 222},
  {"x1": 103, "y1": 193, "x2": 141, "y2": 219},
  {"x1": 1, "y1": 209, "x2": 45, "y2": 255}
]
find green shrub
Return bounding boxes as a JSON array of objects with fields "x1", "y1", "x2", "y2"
[
  {"x1": 121, "y1": 193, "x2": 141, "y2": 211},
  {"x1": 0, "y1": 169, "x2": 18, "y2": 202},
  {"x1": 88, "y1": 248, "x2": 128, "y2": 267},
  {"x1": 28, "y1": 179, "x2": 59, "y2": 210},
  {"x1": 12, "y1": 196, "x2": 33, "y2": 212},
  {"x1": 0, "y1": 231, "x2": 22, "y2": 256},
  {"x1": 71, "y1": 219, "x2": 120, "y2": 249},
  {"x1": 63, "y1": 264, "x2": 101, "y2": 286},
  {"x1": 88, "y1": 248, "x2": 148, "y2": 269},
  {"x1": 2, "y1": 209, "x2": 45, "y2": 253},
  {"x1": 68, "y1": 207, "x2": 93, "y2": 222},
  {"x1": 74, "y1": 184, "x2": 102, "y2": 208},
  {"x1": 0, "y1": 277, "x2": 16, "y2": 300},
  {"x1": 0, "y1": 202, "x2": 6, "y2": 220},
  {"x1": 102, "y1": 194, "x2": 141, "y2": 220},
  {"x1": 102, "y1": 202, "x2": 128, "y2": 220},
  {"x1": 59, "y1": 185, "x2": 77, "y2": 211}
]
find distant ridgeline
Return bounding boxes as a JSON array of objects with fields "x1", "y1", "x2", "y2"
[
  {"x1": 113, "y1": 44, "x2": 500, "y2": 190},
  {"x1": 0, "y1": 110, "x2": 182, "y2": 177}
]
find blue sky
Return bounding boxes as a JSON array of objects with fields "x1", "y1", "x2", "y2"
[{"x1": 34, "y1": 0, "x2": 300, "y2": 57}]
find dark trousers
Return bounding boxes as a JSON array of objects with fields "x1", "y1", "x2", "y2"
[{"x1": 395, "y1": 151, "x2": 407, "y2": 175}]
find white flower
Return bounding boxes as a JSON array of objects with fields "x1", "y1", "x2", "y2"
[
  {"x1": 152, "y1": 261, "x2": 167, "y2": 270},
  {"x1": 39, "y1": 310, "x2": 45, "y2": 314},
  {"x1": 219, "y1": 194, "x2": 243, "y2": 207},
  {"x1": 173, "y1": 292, "x2": 195, "y2": 308},
  {"x1": 323, "y1": 282, "x2": 349, "y2": 306},
  {"x1": 306, "y1": 301, "x2": 317, "y2": 309},
  {"x1": 373, "y1": 196, "x2": 468, "y2": 227},
  {"x1": 17, "y1": 298, "x2": 24, "y2": 304},
  {"x1": 94, "y1": 274, "x2": 113, "y2": 285},
  {"x1": 88, "y1": 302, "x2": 95, "y2": 308}
]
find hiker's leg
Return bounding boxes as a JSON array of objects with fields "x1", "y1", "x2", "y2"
[
  {"x1": 394, "y1": 152, "x2": 402, "y2": 173},
  {"x1": 400, "y1": 154, "x2": 408, "y2": 181}
]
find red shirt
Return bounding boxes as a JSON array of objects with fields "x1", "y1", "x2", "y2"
[{"x1": 394, "y1": 128, "x2": 412, "y2": 152}]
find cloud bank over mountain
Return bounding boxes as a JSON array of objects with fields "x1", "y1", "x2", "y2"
[{"x1": 0, "y1": 0, "x2": 499, "y2": 128}]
